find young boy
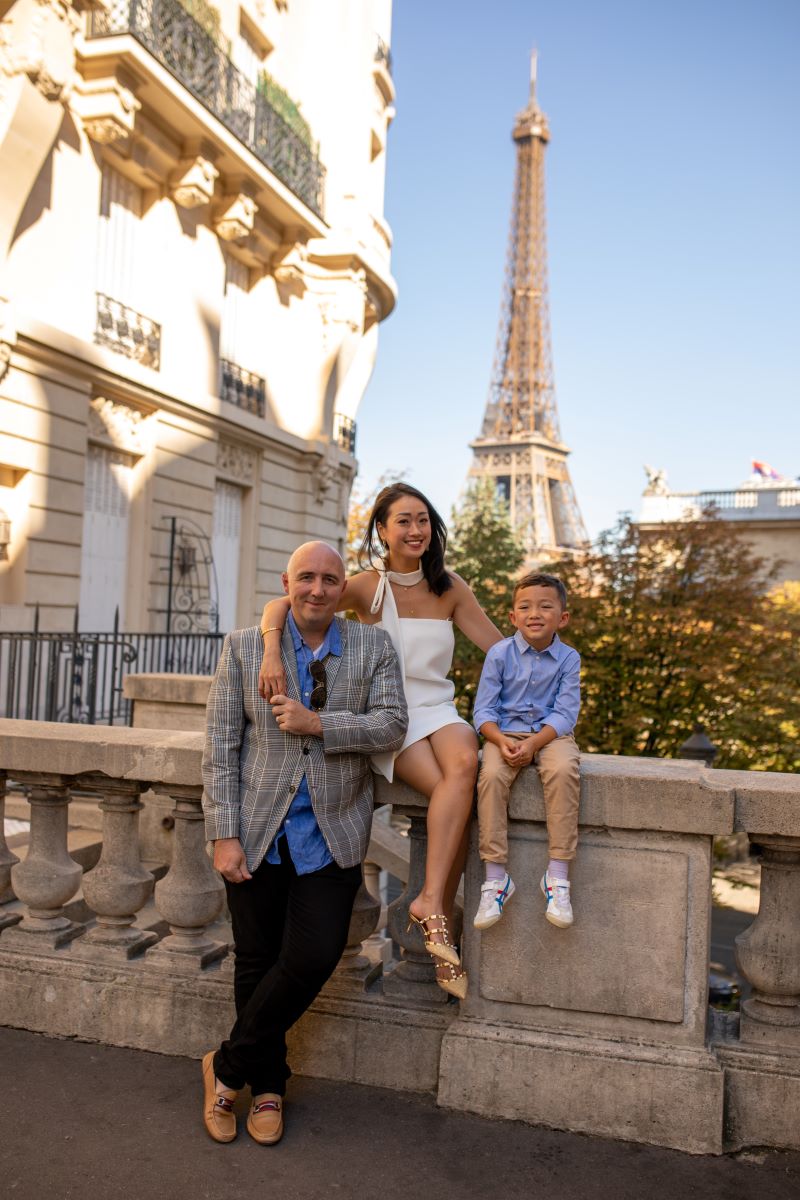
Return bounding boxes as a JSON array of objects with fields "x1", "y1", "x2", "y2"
[{"x1": 472, "y1": 572, "x2": 581, "y2": 931}]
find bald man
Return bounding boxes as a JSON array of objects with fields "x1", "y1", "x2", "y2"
[{"x1": 201, "y1": 542, "x2": 407, "y2": 1145}]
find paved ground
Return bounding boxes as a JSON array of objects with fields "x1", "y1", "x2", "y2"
[{"x1": 2, "y1": 1027, "x2": 799, "y2": 1200}]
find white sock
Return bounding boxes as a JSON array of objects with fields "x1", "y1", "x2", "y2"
[
  {"x1": 547, "y1": 859, "x2": 569, "y2": 882},
  {"x1": 485, "y1": 862, "x2": 507, "y2": 883}
]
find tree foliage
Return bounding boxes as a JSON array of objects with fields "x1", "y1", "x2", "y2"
[
  {"x1": 541, "y1": 514, "x2": 800, "y2": 771},
  {"x1": 448, "y1": 478, "x2": 525, "y2": 719}
]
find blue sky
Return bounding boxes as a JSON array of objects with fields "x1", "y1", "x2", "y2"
[{"x1": 355, "y1": 0, "x2": 800, "y2": 538}]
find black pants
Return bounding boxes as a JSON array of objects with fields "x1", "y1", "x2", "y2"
[{"x1": 213, "y1": 843, "x2": 362, "y2": 1096}]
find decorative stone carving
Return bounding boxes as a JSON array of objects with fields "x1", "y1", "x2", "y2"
[
  {"x1": 0, "y1": 775, "x2": 21, "y2": 926},
  {"x1": 0, "y1": 0, "x2": 78, "y2": 106},
  {"x1": 145, "y1": 784, "x2": 227, "y2": 972},
  {"x1": 644, "y1": 465, "x2": 669, "y2": 495},
  {"x1": 217, "y1": 439, "x2": 257, "y2": 484},
  {"x1": 73, "y1": 776, "x2": 158, "y2": 960},
  {"x1": 71, "y1": 73, "x2": 140, "y2": 145},
  {"x1": 735, "y1": 834, "x2": 800, "y2": 1049},
  {"x1": 88, "y1": 396, "x2": 156, "y2": 455},
  {"x1": 5, "y1": 773, "x2": 84, "y2": 949},
  {"x1": 272, "y1": 238, "x2": 308, "y2": 286},
  {"x1": 213, "y1": 191, "x2": 257, "y2": 241},
  {"x1": 170, "y1": 152, "x2": 219, "y2": 209}
]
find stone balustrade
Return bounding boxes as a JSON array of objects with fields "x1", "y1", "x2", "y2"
[{"x1": 1, "y1": 717, "x2": 799, "y2": 1155}]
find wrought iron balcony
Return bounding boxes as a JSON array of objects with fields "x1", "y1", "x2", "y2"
[
  {"x1": 333, "y1": 412, "x2": 356, "y2": 455},
  {"x1": 220, "y1": 359, "x2": 266, "y2": 417},
  {"x1": 95, "y1": 293, "x2": 161, "y2": 369},
  {"x1": 89, "y1": 0, "x2": 325, "y2": 218}
]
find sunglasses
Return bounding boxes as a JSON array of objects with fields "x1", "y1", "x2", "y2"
[{"x1": 309, "y1": 660, "x2": 327, "y2": 711}]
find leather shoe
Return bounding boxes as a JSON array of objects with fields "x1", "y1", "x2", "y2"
[
  {"x1": 202, "y1": 1050, "x2": 238, "y2": 1143},
  {"x1": 247, "y1": 1093, "x2": 284, "y2": 1144}
]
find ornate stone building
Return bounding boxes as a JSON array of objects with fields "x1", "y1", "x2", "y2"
[
  {"x1": 639, "y1": 466, "x2": 800, "y2": 586},
  {"x1": 0, "y1": 0, "x2": 396, "y2": 631}
]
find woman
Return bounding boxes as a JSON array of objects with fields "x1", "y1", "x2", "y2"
[{"x1": 258, "y1": 482, "x2": 503, "y2": 997}]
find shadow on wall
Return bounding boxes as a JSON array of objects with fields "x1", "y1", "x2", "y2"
[{"x1": 11, "y1": 111, "x2": 81, "y2": 248}]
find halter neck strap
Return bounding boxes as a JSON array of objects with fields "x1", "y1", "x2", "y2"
[{"x1": 369, "y1": 565, "x2": 423, "y2": 615}]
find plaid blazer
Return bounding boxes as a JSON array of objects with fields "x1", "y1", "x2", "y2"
[{"x1": 201, "y1": 619, "x2": 408, "y2": 871}]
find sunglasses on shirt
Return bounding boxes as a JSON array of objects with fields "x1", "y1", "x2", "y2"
[{"x1": 309, "y1": 660, "x2": 327, "y2": 711}]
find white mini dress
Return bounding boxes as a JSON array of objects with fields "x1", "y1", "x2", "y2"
[{"x1": 370, "y1": 569, "x2": 469, "y2": 781}]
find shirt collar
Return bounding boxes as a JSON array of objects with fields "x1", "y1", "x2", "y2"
[
  {"x1": 287, "y1": 611, "x2": 341, "y2": 659},
  {"x1": 513, "y1": 629, "x2": 562, "y2": 659}
]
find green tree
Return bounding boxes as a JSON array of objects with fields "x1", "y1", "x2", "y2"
[
  {"x1": 448, "y1": 478, "x2": 525, "y2": 719},
  {"x1": 542, "y1": 513, "x2": 800, "y2": 771}
]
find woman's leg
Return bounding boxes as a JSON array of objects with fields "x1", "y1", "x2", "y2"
[{"x1": 394, "y1": 723, "x2": 478, "y2": 941}]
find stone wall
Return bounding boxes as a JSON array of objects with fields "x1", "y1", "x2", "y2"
[{"x1": 1, "y1": 717, "x2": 799, "y2": 1154}]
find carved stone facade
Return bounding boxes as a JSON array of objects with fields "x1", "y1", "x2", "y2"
[{"x1": 0, "y1": 0, "x2": 397, "y2": 631}]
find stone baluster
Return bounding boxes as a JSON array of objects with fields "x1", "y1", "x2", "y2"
[
  {"x1": 0, "y1": 774, "x2": 22, "y2": 931},
  {"x1": 144, "y1": 785, "x2": 227, "y2": 971},
  {"x1": 326, "y1": 876, "x2": 383, "y2": 993},
  {"x1": 5, "y1": 773, "x2": 84, "y2": 949},
  {"x1": 73, "y1": 776, "x2": 158, "y2": 960},
  {"x1": 362, "y1": 858, "x2": 392, "y2": 969},
  {"x1": 735, "y1": 834, "x2": 800, "y2": 1048},
  {"x1": 382, "y1": 807, "x2": 448, "y2": 1004}
]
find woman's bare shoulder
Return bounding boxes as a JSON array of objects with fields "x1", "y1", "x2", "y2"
[
  {"x1": 346, "y1": 569, "x2": 379, "y2": 595},
  {"x1": 446, "y1": 571, "x2": 474, "y2": 596},
  {"x1": 340, "y1": 569, "x2": 380, "y2": 618}
]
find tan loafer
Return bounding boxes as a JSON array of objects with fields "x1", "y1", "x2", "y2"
[
  {"x1": 247, "y1": 1093, "x2": 284, "y2": 1144},
  {"x1": 202, "y1": 1050, "x2": 238, "y2": 1143}
]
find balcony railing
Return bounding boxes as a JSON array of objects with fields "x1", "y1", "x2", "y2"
[
  {"x1": 89, "y1": 0, "x2": 326, "y2": 218},
  {"x1": 333, "y1": 411, "x2": 356, "y2": 454},
  {"x1": 95, "y1": 293, "x2": 161, "y2": 369},
  {"x1": 641, "y1": 485, "x2": 800, "y2": 524},
  {"x1": 220, "y1": 359, "x2": 266, "y2": 417}
]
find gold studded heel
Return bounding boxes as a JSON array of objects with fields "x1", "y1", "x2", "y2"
[
  {"x1": 406, "y1": 912, "x2": 460, "y2": 967},
  {"x1": 436, "y1": 962, "x2": 468, "y2": 1000}
]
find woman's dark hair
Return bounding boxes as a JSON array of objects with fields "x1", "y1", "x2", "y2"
[{"x1": 358, "y1": 481, "x2": 453, "y2": 596}]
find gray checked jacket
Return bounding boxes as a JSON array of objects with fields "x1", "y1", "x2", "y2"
[{"x1": 201, "y1": 619, "x2": 408, "y2": 872}]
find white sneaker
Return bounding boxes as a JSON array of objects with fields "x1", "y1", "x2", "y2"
[
  {"x1": 473, "y1": 873, "x2": 516, "y2": 930},
  {"x1": 541, "y1": 873, "x2": 573, "y2": 927}
]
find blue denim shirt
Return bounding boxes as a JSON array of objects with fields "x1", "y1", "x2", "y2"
[
  {"x1": 265, "y1": 613, "x2": 341, "y2": 874},
  {"x1": 473, "y1": 631, "x2": 581, "y2": 738}
]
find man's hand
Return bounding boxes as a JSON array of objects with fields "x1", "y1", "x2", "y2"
[
  {"x1": 213, "y1": 838, "x2": 252, "y2": 884},
  {"x1": 270, "y1": 695, "x2": 323, "y2": 736}
]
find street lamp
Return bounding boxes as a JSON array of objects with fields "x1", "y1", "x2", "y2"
[{"x1": 678, "y1": 723, "x2": 718, "y2": 767}]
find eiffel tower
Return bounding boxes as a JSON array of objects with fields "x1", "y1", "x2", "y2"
[{"x1": 469, "y1": 55, "x2": 587, "y2": 561}]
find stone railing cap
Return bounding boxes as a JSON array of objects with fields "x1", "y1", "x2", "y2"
[
  {"x1": 123, "y1": 674, "x2": 213, "y2": 704},
  {"x1": 0, "y1": 719, "x2": 203, "y2": 787}
]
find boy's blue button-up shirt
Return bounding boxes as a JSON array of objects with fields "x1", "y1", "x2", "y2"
[
  {"x1": 264, "y1": 612, "x2": 340, "y2": 874},
  {"x1": 473, "y1": 631, "x2": 580, "y2": 739}
]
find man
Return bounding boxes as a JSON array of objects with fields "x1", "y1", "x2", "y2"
[{"x1": 200, "y1": 541, "x2": 407, "y2": 1145}]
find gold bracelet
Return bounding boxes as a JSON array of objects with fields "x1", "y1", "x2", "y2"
[{"x1": 261, "y1": 626, "x2": 282, "y2": 637}]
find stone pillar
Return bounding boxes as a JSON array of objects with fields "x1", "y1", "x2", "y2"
[
  {"x1": 362, "y1": 858, "x2": 392, "y2": 969},
  {"x1": 4, "y1": 774, "x2": 83, "y2": 948},
  {"x1": 735, "y1": 834, "x2": 800, "y2": 1048},
  {"x1": 382, "y1": 808, "x2": 447, "y2": 1004},
  {"x1": 144, "y1": 785, "x2": 227, "y2": 971},
  {"x1": 0, "y1": 774, "x2": 22, "y2": 930},
  {"x1": 74, "y1": 777, "x2": 158, "y2": 960}
]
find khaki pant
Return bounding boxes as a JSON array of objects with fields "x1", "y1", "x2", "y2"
[{"x1": 477, "y1": 733, "x2": 581, "y2": 863}]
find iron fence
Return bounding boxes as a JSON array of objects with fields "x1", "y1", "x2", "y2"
[{"x1": 0, "y1": 610, "x2": 223, "y2": 726}]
